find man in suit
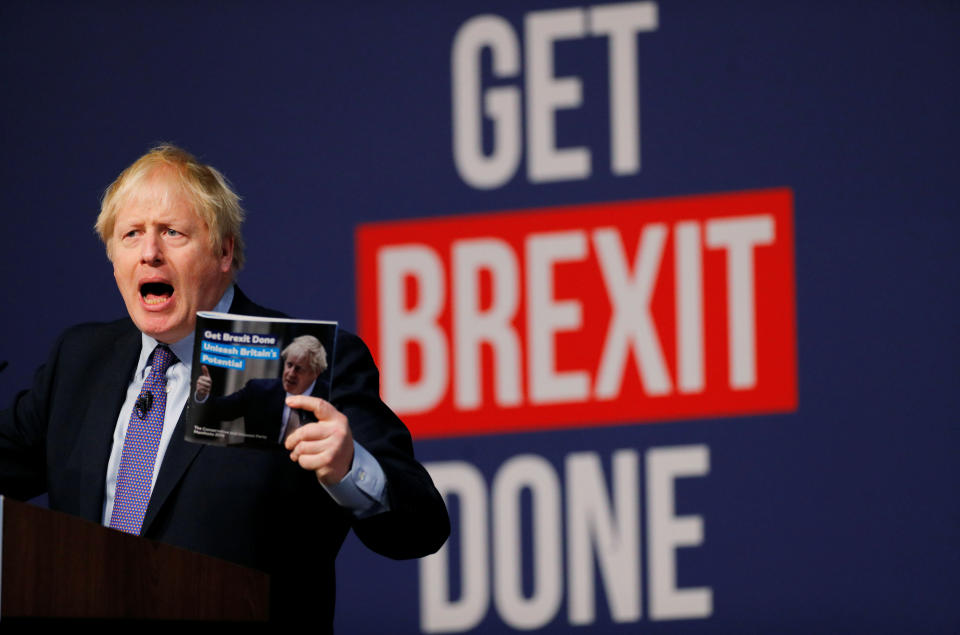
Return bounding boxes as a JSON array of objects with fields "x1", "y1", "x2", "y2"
[
  {"x1": 0, "y1": 145, "x2": 449, "y2": 627},
  {"x1": 194, "y1": 335, "x2": 331, "y2": 444}
]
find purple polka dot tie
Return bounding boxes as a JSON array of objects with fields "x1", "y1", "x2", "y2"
[{"x1": 109, "y1": 344, "x2": 176, "y2": 535}]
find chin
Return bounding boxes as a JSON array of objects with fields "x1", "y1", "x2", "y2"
[{"x1": 134, "y1": 314, "x2": 189, "y2": 343}]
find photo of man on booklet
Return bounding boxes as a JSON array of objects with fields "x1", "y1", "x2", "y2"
[{"x1": 187, "y1": 316, "x2": 337, "y2": 448}]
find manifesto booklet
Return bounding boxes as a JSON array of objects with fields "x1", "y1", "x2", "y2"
[{"x1": 184, "y1": 312, "x2": 338, "y2": 448}]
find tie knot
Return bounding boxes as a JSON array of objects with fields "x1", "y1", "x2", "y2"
[{"x1": 149, "y1": 344, "x2": 177, "y2": 375}]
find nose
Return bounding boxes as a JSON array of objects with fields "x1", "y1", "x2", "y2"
[{"x1": 140, "y1": 230, "x2": 163, "y2": 265}]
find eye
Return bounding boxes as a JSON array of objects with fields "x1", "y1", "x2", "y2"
[{"x1": 165, "y1": 228, "x2": 181, "y2": 237}]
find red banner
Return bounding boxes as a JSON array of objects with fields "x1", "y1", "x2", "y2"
[{"x1": 357, "y1": 189, "x2": 797, "y2": 438}]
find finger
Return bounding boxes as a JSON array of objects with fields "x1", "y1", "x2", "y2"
[
  {"x1": 288, "y1": 439, "x2": 329, "y2": 461},
  {"x1": 291, "y1": 420, "x2": 337, "y2": 439},
  {"x1": 301, "y1": 443, "x2": 355, "y2": 484},
  {"x1": 201, "y1": 365, "x2": 210, "y2": 378},
  {"x1": 294, "y1": 448, "x2": 348, "y2": 480},
  {"x1": 285, "y1": 394, "x2": 336, "y2": 419},
  {"x1": 284, "y1": 420, "x2": 342, "y2": 450}
]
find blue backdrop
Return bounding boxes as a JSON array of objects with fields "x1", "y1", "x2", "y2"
[{"x1": 1, "y1": 1, "x2": 957, "y2": 632}]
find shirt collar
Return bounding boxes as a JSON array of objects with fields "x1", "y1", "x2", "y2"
[{"x1": 137, "y1": 284, "x2": 236, "y2": 375}]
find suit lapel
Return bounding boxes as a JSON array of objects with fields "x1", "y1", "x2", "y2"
[
  {"x1": 76, "y1": 325, "x2": 141, "y2": 523},
  {"x1": 142, "y1": 409, "x2": 202, "y2": 533}
]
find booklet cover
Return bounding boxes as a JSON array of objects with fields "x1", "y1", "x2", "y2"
[{"x1": 184, "y1": 312, "x2": 338, "y2": 448}]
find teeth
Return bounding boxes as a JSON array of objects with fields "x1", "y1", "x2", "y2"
[{"x1": 144, "y1": 296, "x2": 168, "y2": 305}]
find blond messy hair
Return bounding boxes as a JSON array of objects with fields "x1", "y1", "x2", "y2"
[
  {"x1": 95, "y1": 144, "x2": 246, "y2": 270},
  {"x1": 282, "y1": 335, "x2": 328, "y2": 375}
]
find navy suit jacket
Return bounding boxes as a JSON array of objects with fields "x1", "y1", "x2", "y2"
[
  {"x1": 196, "y1": 376, "x2": 329, "y2": 446},
  {"x1": 0, "y1": 287, "x2": 449, "y2": 626}
]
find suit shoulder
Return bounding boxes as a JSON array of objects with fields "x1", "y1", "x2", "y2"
[
  {"x1": 246, "y1": 377, "x2": 282, "y2": 391},
  {"x1": 328, "y1": 327, "x2": 383, "y2": 398},
  {"x1": 229, "y1": 286, "x2": 287, "y2": 319},
  {"x1": 333, "y1": 328, "x2": 377, "y2": 366},
  {"x1": 334, "y1": 327, "x2": 368, "y2": 350},
  {"x1": 57, "y1": 318, "x2": 137, "y2": 349}
]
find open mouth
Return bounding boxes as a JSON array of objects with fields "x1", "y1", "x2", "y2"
[{"x1": 141, "y1": 282, "x2": 174, "y2": 306}]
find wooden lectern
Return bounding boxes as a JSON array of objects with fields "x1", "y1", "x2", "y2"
[{"x1": 0, "y1": 497, "x2": 269, "y2": 622}]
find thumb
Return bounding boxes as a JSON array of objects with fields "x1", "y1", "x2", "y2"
[{"x1": 201, "y1": 365, "x2": 210, "y2": 378}]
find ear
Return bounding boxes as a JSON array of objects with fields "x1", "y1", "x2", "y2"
[
  {"x1": 109, "y1": 238, "x2": 119, "y2": 279},
  {"x1": 219, "y1": 235, "x2": 235, "y2": 273}
]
